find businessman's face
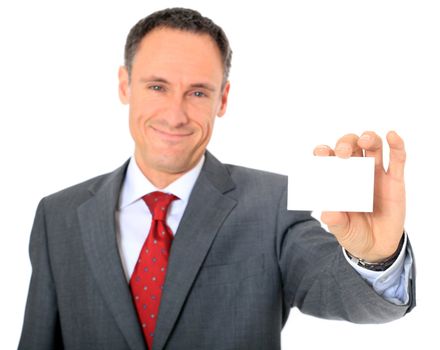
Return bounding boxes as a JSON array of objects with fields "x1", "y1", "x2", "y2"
[{"x1": 119, "y1": 28, "x2": 230, "y2": 186}]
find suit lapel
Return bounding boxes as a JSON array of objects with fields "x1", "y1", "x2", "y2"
[
  {"x1": 77, "y1": 161, "x2": 146, "y2": 350},
  {"x1": 152, "y1": 152, "x2": 237, "y2": 350}
]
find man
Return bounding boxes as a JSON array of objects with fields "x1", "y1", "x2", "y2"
[{"x1": 19, "y1": 7, "x2": 415, "y2": 350}]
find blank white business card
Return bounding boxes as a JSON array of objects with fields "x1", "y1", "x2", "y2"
[{"x1": 288, "y1": 156, "x2": 375, "y2": 212}]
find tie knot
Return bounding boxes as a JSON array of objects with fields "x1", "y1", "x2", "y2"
[{"x1": 142, "y1": 191, "x2": 178, "y2": 221}]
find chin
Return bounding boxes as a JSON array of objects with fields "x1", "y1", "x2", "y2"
[{"x1": 155, "y1": 154, "x2": 196, "y2": 174}]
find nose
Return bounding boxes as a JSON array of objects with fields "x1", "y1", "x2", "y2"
[{"x1": 163, "y1": 94, "x2": 189, "y2": 128}]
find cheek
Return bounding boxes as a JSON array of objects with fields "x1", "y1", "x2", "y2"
[
  {"x1": 128, "y1": 105, "x2": 148, "y2": 141},
  {"x1": 196, "y1": 115, "x2": 216, "y2": 142},
  {"x1": 188, "y1": 100, "x2": 218, "y2": 125},
  {"x1": 129, "y1": 99, "x2": 154, "y2": 127},
  {"x1": 189, "y1": 108, "x2": 212, "y2": 129}
]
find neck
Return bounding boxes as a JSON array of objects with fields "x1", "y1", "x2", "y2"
[
  {"x1": 137, "y1": 166, "x2": 184, "y2": 190},
  {"x1": 133, "y1": 155, "x2": 201, "y2": 189}
]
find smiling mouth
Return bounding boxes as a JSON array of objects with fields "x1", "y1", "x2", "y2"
[{"x1": 150, "y1": 126, "x2": 193, "y2": 140}]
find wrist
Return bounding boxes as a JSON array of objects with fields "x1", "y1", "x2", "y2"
[{"x1": 345, "y1": 234, "x2": 405, "y2": 272}]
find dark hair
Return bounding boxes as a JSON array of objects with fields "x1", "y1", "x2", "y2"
[{"x1": 124, "y1": 8, "x2": 232, "y2": 86}]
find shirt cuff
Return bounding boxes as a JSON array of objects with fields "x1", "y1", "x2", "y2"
[{"x1": 342, "y1": 232, "x2": 412, "y2": 305}]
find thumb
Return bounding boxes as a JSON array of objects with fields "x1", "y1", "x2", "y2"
[{"x1": 321, "y1": 211, "x2": 350, "y2": 238}]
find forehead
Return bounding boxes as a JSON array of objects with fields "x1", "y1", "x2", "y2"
[{"x1": 131, "y1": 27, "x2": 224, "y2": 84}]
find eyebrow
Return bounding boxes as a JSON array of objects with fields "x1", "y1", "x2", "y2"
[
  {"x1": 189, "y1": 83, "x2": 216, "y2": 92},
  {"x1": 140, "y1": 76, "x2": 217, "y2": 92},
  {"x1": 140, "y1": 76, "x2": 169, "y2": 84}
]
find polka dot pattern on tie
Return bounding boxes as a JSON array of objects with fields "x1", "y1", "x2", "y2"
[{"x1": 129, "y1": 191, "x2": 178, "y2": 350}]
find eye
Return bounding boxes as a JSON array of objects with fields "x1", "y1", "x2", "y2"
[
  {"x1": 149, "y1": 85, "x2": 164, "y2": 92},
  {"x1": 193, "y1": 91, "x2": 206, "y2": 98}
]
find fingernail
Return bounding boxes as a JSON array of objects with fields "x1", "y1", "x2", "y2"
[
  {"x1": 336, "y1": 143, "x2": 350, "y2": 152},
  {"x1": 360, "y1": 134, "x2": 371, "y2": 141},
  {"x1": 314, "y1": 145, "x2": 330, "y2": 156}
]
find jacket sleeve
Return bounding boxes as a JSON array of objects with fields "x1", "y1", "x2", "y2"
[
  {"x1": 18, "y1": 199, "x2": 64, "y2": 349},
  {"x1": 276, "y1": 188, "x2": 415, "y2": 324}
]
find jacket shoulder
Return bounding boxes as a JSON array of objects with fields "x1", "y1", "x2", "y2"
[
  {"x1": 225, "y1": 163, "x2": 287, "y2": 189},
  {"x1": 42, "y1": 161, "x2": 129, "y2": 209}
]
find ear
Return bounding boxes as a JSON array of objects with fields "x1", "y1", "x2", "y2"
[
  {"x1": 118, "y1": 66, "x2": 130, "y2": 105},
  {"x1": 217, "y1": 81, "x2": 230, "y2": 117}
]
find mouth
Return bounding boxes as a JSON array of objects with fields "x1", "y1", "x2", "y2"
[{"x1": 150, "y1": 126, "x2": 193, "y2": 142}]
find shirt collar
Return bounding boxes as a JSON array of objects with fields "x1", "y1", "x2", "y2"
[{"x1": 118, "y1": 155, "x2": 205, "y2": 209}]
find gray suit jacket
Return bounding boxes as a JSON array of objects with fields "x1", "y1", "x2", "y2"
[{"x1": 19, "y1": 152, "x2": 415, "y2": 350}]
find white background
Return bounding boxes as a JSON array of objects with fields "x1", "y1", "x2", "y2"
[{"x1": 1, "y1": 0, "x2": 439, "y2": 348}]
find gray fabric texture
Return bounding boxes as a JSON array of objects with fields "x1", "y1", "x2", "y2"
[{"x1": 19, "y1": 151, "x2": 416, "y2": 350}]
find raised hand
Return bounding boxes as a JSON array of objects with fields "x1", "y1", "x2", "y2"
[{"x1": 313, "y1": 131, "x2": 406, "y2": 262}]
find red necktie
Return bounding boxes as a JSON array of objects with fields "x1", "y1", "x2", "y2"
[{"x1": 130, "y1": 191, "x2": 178, "y2": 349}]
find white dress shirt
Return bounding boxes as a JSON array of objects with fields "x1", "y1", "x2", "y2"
[
  {"x1": 115, "y1": 156, "x2": 411, "y2": 305},
  {"x1": 343, "y1": 234, "x2": 412, "y2": 305},
  {"x1": 116, "y1": 156, "x2": 204, "y2": 280}
]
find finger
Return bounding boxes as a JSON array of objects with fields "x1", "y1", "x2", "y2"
[
  {"x1": 335, "y1": 134, "x2": 363, "y2": 158},
  {"x1": 321, "y1": 211, "x2": 350, "y2": 237},
  {"x1": 386, "y1": 131, "x2": 406, "y2": 180},
  {"x1": 357, "y1": 131, "x2": 384, "y2": 171},
  {"x1": 313, "y1": 145, "x2": 335, "y2": 156}
]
